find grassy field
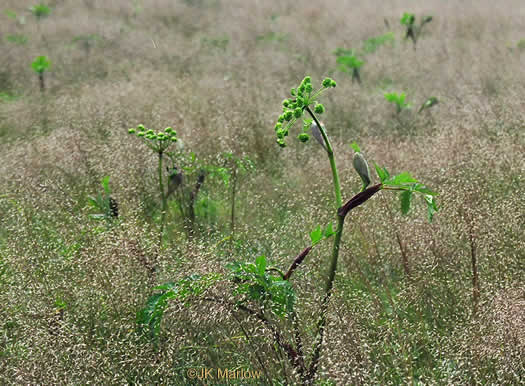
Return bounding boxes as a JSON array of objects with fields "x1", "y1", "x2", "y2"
[{"x1": 1, "y1": 0, "x2": 524, "y2": 384}]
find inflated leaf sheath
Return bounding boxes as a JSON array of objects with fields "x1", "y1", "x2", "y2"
[
  {"x1": 310, "y1": 121, "x2": 327, "y2": 151},
  {"x1": 353, "y1": 152, "x2": 371, "y2": 189}
]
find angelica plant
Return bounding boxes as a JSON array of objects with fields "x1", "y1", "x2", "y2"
[
  {"x1": 128, "y1": 124, "x2": 178, "y2": 250},
  {"x1": 137, "y1": 76, "x2": 437, "y2": 384},
  {"x1": 384, "y1": 91, "x2": 411, "y2": 114},
  {"x1": 401, "y1": 12, "x2": 433, "y2": 48},
  {"x1": 29, "y1": 3, "x2": 51, "y2": 21},
  {"x1": 334, "y1": 48, "x2": 364, "y2": 84},
  {"x1": 31, "y1": 55, "x2": 50, "y2": 92}
]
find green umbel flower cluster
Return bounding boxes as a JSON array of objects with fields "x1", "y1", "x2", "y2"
[
  {"x1": 128, "y1": 124, "x2": 178, "y2": 152},
  {"x1": 274, "y1": 76, "x2": 336, "y2": 147}
]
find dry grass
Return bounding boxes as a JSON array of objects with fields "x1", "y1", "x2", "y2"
[{"x1": 1, "y1": 0, "x2": 524, "y2": 384}]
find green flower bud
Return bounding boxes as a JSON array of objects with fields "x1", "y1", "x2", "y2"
[
  {"x1": 137, "y1": 132, "x2": 145, "y2": 137},
  {"x1": 282, "y1": 99, "x2": 290, "y2": 108},
  {"x1": 275, "y1": 122, "x2": 283, "y2": 131},
  {"x1": 128, "y1": 128, "x2": 136, "y2": 134},
  {"x1": 276, "y1": 129, "x2": 285, "y2": 139},
  {"x1": 165, "y1": 126, "x2": 173, "y2": 133},
  {"x1": 297, "y1": 133, "x2": 310, "y2": 143},
  {"x1": 302, "y1": 76, "x2": 311, "y2": 84},
  {"x1": 330, "y1": 80, "x2": 337, "y2": 88},
  {"x1": 171, "y1": 136, "x2": 178, "y2": 142},
  {"x1": 146, "y1": 129, "x2": 154, "y2": 135},
  {"x1": 284, "y1": 111, "x2": 293, "y2": 121},
  {"x1": 277, "y1": 138, "x2": 287, "y2": 148},
  {"x1": 294, "y1": 107, "x2": 303, "y2": 118},
  {"x1": 305, "y1": 83, "x2": 313, "y2": 93},
  {"x1": 137, "y1": 124, "x2": 145, "y2": 131},
  {"x1": 314, "y1": 103, "x2": 325, "y2": 114},
  {"x1": 278, "y1": 114, "x2": 285, "y2": 123},
  {"x1": 296, "y1": 97, "x2": 304, "y2": 108},
  {"x1": 290, "y1": 88, "x2": 296, "y2": 96},
  {"x1": 298, "y1": 133, "x2": 310, "y2": 142},
  {"x1": 322, "y1": 78, "x2": 333, "y2": 88}
]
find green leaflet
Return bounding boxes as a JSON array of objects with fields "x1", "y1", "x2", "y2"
[{"x1": 137, "y1": 273, "x2": 222, "y2": 339}]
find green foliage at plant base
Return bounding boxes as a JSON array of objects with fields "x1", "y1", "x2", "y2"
[
  {"x1": 137, "y1": 273, "x2": 222, "y2": 338},
  {"x1": 228, "y1": 256, "x2": 295, "y2": 317}
]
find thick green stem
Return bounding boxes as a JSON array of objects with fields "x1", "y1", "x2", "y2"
[
  {"x1": 158, "y1": 151, "x2": 166, "y2": 250},
  {"x1": 305, "y1": 106, "x2": 342, "y2": 207},
  {"x1": 304, "y1": 106, "x2": 345, "y2": 380}
]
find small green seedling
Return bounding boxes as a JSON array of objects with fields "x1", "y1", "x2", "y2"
[
  {"x1": 384, "y1": 91, "x2": 411, "y2": 114},
  {"x1": 401, "y1": 12, "x2": 433, "y2": 48},
  {"x1": 31, "y1": 55, "x2": 50, "y2": 92},
  {"x1": 334, "y1": 49, "x2": 364, "y2": 84},
  {"x1": 29, "y1": 3, "x2": 51, "y2": 20},
  {"x1": 128, "y1": 124, "x2": 178, "y2": 249},
  {"x1": 418, "y1": 96, "x2": 439, "y2": 113},
  {"x1": 88, "y1": 176, "x2": 119, "y2": 222}
]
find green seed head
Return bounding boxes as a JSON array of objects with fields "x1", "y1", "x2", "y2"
[
  {"x1": 322, "y1": 78, "x2": 334, "y2": 88},
  {"x1": 314, "y1": 103, "x2": 325, "y2": 114},
  {"x1": 277, "y1": 138, "x2": 287, "y2": 148},
  {"x1": 298, "y1": 133, "x2": 310, "y2": 142}
]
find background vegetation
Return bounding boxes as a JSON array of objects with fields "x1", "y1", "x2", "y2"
[{"x1": 0, "y1": 0, "x2": 523, "y2": 384}]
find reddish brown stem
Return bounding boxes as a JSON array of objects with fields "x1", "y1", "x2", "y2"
[
  {"x1": 338, "y1": 184, "x2": 382, "y2": 218},
  {"x1": 283, "y1": 246, "x2": 312, "y2": 280}
]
